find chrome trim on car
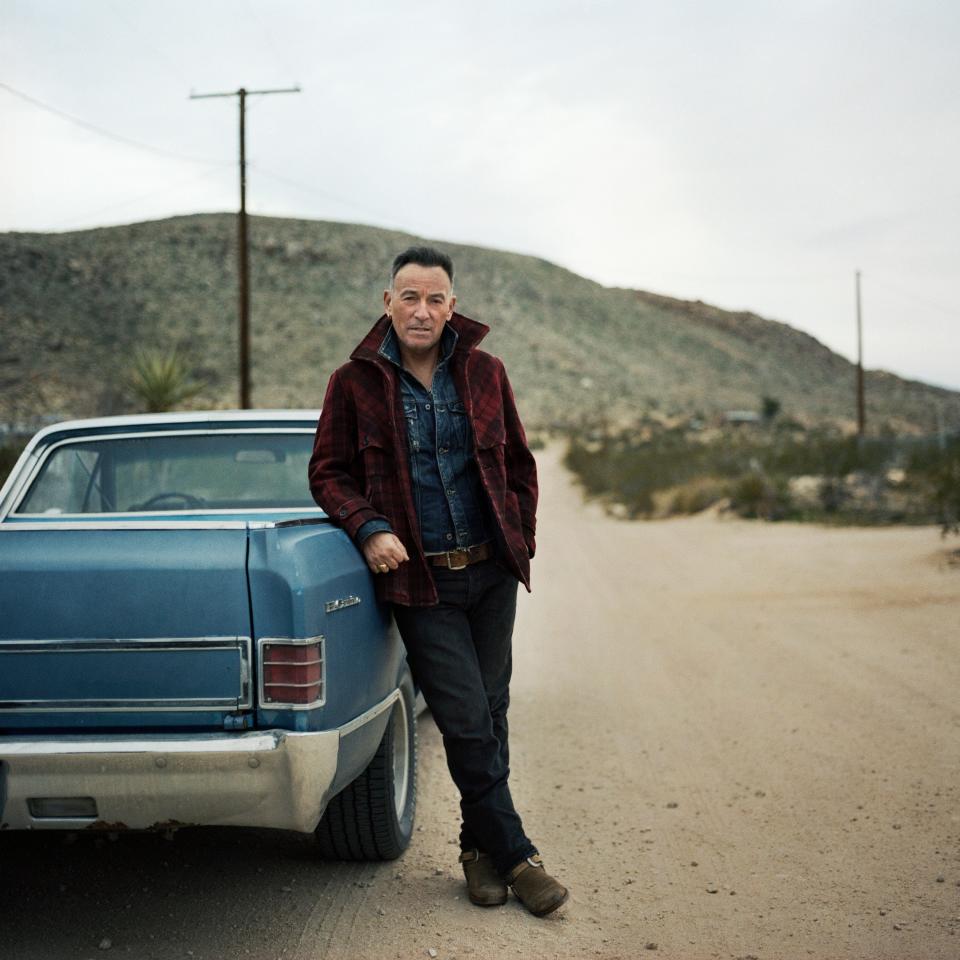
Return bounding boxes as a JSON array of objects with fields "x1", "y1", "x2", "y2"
[
  {"x1": 1, "y1": 732, "x2": 286, "y2": 755},
  {"x1": 257, "y1": 636, "x2": 326, "y2": 710},
  {"x1": 0, "y1": 729, "x2": 338, "y2": 832},
  {"x1": 0, "y1": 686, "x2": 398, "y2": 833},
  {"x1": 2, "y1": 698, "x2": 245, "y2": 712},
  {"x1": 338, "y1": 688, "x2": 399, "y2": 737},
  {"x1": 239, "y1": 642, "x2": 252, "y2": 698},
  {"x1": 0, "y1": 638, "x2": 247, "y2": 653},
  {"x1": 324, "y1": 595, "x2": 361, "y2": 614},
  {"x1": 19, "y1": 409, "x2": 322, "y2": 441},
  {"x1": 2, "y1": 521, "x2": 262, "y2": 531},
  {"x1": 0, "y1": 637, "x2": 253, "y2": 712},
  {"x1": 0, "y1": 518, "x2": 327, "y2": 531},
  {"x1": 9, "y1": 508, "x2": 323, "y2": 518}
]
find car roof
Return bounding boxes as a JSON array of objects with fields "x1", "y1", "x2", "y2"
[{"x1": 26, "y1": 409, "x2": 321, "y2": 445}]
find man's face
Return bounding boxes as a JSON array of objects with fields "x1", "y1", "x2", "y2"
[{"x1": 384, "y1": 264, "x2": 456, "y2": 358}]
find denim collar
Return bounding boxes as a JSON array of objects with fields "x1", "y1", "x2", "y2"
[{"x1": 378, "y1": 323, "x2": 459, "y2": 370}]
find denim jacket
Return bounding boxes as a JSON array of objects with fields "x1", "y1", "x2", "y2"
[
  {"x1": 362, "y1": 325, "x2": 492, "y2": 552},
  {"x1": 308, "y1": 312, "x2": 538, "y2": 606}
]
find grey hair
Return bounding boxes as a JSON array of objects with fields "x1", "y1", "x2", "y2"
[{"x1": 389, "y1": 246, "x2": 454, "y2": 288}]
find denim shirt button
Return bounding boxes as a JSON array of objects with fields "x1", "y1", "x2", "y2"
[{"x1": 386, "y1": 326, "x2": 490, "y2": 554}]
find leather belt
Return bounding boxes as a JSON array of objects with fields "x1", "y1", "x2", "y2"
[{"x1": 426, "y1": 542, "x2": 494, "y2": 570}]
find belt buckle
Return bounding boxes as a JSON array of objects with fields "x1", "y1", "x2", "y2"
[{"x1": 446, "y1": 550, "x2": 469, "y2": 571}]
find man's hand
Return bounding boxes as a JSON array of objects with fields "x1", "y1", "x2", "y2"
[{"x1": 362, "y1": 532, "x2": 410, "y2": 574}]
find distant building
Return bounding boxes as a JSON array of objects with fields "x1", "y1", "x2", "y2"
[{"x1": 723, "y1": 410, "x2": 762, "y2": 426}]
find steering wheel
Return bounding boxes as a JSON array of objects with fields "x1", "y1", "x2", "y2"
[{"x1": 135, "y1": 491, "x2": 207, "y2": 511}]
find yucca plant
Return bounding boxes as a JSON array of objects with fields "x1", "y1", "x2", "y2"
[{"x1": 128, "y1": 349, "x2": 204, "y2": 412}]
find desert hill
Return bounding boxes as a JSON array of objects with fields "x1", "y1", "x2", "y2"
[{"x1": 1, "y1": 213, "x2": 956, "y2": 432}]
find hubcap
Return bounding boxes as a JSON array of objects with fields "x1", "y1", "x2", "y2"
[{"x1": 391, "y1": 698, "x2": 410, "y2": 819}]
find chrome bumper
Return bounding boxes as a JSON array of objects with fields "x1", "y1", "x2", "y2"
[{"x1": 0, "y1": 691, "x2": 398, "y2": 834}]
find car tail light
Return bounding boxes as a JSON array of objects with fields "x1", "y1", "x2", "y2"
[{"x1": 261, "y1": 638, "x2": 324, "y2": 706}]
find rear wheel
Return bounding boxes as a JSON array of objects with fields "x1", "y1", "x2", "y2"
[{"x1": 315, "y1": 672, "x2": 417, "y2": 860}]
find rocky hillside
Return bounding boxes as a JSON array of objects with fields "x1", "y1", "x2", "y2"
[{"x1": 1, "y1": 213, "x2": 957, "y2": 432}]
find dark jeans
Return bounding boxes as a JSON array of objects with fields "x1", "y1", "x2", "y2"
[{"x1": 393, "y1": 559, "x2": 538, "y2": 877}]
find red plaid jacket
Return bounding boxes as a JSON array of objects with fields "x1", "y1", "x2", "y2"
[{"x1": 308, "y1": 312, "x2": 538, "y2": 607}]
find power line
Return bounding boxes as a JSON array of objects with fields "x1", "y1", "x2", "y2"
[
  {"x1": 105, "y1": 1, "x2": 194, "y2": 89},
  {"x1": 239, "y1": 0, "x2": 300, "y2": 86},
  {"x1": 869, "y1": 277, "x2": 958, "y2": 320},
  {"x1": 247, "y1": 162, "x2": 412, "y2": 231},
  {"x1": 636, "y1": 269, "x2": 839, "y2": 285},
  {"x1": 0, "y1": 80, "x2": 226, "y2": 166},
  {"x1": 56, "y1": 164, "x2": 230, "y2": 229}
]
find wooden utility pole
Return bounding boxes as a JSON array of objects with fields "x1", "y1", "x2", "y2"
[
  {"x1": 190, "y1": 85, "x2": 300, "y2": 408},
  {"x1": 855, "y1": 269, "x2": 865, "y2": 437}
]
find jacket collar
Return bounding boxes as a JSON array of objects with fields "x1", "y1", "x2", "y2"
[{"x1": 350, "y1": 312, "x2": 490, "y2": 365}]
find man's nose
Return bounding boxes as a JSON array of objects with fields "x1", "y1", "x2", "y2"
[{"x1": 413, "y1": 298, "x2": 431, "y2": 319}]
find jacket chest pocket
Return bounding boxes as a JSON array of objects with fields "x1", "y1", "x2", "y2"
[
  {"x1": 448, "y1": 400, "x2": 471, "y2": 451},
  {"x1": 473, "y1": 408, "x2": 506, "y2": 452},
  {"x1": 357, "y1": 430, "x2": 394, "y2": 502}
]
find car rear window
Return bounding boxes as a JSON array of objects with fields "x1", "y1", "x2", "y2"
[{"x1": 15, "y1": 433, "x2": 318, "y2": 514}]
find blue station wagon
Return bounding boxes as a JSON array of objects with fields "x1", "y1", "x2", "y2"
[{"x1": 0, "y1": 411, "x2": 417, "y2": 859}]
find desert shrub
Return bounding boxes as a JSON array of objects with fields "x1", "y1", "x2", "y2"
[
  {"x1": 761, "y1": 396, "x2": 781, "y2": 421},
  {"x1": 729, "y1": 472, "x2": 791, "y2": 520},
  {"x1": 128, "y1": 349, "x2": 204, "y2": 412},
  {"x1": 763, "y1": 431, "x2": 895, "y2": 478},
  {"x1": 905, "y1": 437, "x2": 960, "y2": 534},
  {"x1": 666, "y1": 477, "x2": 729, "y2": 515},
  {"x1": 626, "y1": 487, "x2": 655, "y2": 518},
  {"x1": 817, "y1": 477, "x2": 848, "y2": 513},
  {"x1": 565, "y1": 423, "x2": 957, "y2": 526}
]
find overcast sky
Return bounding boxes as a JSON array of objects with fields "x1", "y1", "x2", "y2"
[{"x1": 2, "y1": 0, "x2": 958, "y2": 390}]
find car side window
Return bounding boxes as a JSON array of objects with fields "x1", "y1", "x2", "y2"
[
  {"x1": 16, "y1": 446, "x2": 103, "y2": 514},
  {"x1": 14, "y1": 434, "x2": 319, "y2": 514}
]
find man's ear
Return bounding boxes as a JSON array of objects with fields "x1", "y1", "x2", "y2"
[{"x1": 383, "y1": 289, "x2": 392, "y2": 317}]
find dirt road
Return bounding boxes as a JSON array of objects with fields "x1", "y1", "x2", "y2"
[{"x1": 3, "y1": 445, "x2": 958, "y2": 959}]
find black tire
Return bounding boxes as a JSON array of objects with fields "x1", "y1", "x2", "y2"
[{"x1": 315, "y1": 671, "x2": 417, "y2": 860}]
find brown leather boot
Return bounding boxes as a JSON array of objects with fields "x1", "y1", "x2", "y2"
[
  {"x1": 507, "y1": 855, "x2": 569, "y2": 917},
  {"x1": 459, "y1": 849, "x2": 508, "y2": 906}
]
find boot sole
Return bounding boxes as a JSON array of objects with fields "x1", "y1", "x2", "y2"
[
  {"x1": 468, "y1": 891, "x2": 509, "y2": 907},
  {"x1": 519, "y1": 886, "x2": 569, "y2": 917}
]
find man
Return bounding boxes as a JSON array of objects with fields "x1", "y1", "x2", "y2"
[{"x1": 308, "y1": 246, "x2": 568, "y2": 917}]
